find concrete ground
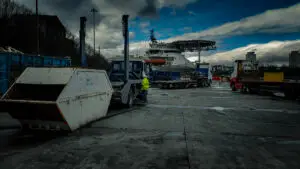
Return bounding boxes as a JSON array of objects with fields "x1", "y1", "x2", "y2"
[
  {"x1": 0, "y1": 113, "x2": 21, "y2": 129},
  {"x1": 1, "y1": 83, "x2": 300, "y2": 169}
]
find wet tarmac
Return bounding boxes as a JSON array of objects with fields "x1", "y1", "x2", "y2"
[{"x1": 1, "y1": 83, "x2": 300, "y2": 169}]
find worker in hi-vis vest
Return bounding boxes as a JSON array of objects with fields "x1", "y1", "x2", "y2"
[{"x1": 141, "y1": 72, "x2": 150, "y2": 103}]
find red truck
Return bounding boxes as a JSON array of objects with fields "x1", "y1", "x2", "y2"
[
  {"x1": 230, "y1": 60, "x2": 300, "y2": 99},
  {"x1": 230, "y1": 60, "x2": 255, "y2": 91}
]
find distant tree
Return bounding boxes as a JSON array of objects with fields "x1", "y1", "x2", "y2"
[
  {"x1": 0, "y1": 0, "x2": 32, "y2": 18},
  {"x1": 66, "y1": 30, "x2": 75, "y2": 40},
  {"x1": 0, "y1": 0, "x2": 109, "y2": 70},
  {"x1": 87, "y1": 53, "x2": 109, "y2": 70}
]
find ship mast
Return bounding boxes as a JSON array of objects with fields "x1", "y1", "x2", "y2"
[{"x1": 150, "y1": 29, "x2": 157, "y2": 44}]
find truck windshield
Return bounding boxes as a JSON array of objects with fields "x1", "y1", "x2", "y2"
[{"x1": 111, "y1": 61, "x2": 142, "y2": 73}]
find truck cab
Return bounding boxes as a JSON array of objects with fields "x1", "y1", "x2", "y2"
[
  {"x1": 195, "y1": 63, "x2": 212, "y2": 83},
  {"x1": 230, "y1": 60, "x2": 259, "y2": 91},
  {"x1": 108, "y1": 58, "x2": 150, "y2": 107},
  {"x1": 108, "y1": 59, "x2": 149, "y2": 80}
]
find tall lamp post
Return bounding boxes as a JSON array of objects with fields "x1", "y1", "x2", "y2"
[
  {"x1": 91, "y1": 8, "x2": 98, "y2": 57},
  {"x1": 36, "y1": 0, "x2": 39, "y2": 56}
]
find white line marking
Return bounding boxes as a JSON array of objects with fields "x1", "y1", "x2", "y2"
[{"x1": 146, "y1": 104, "x2": 300, "y2": 114}]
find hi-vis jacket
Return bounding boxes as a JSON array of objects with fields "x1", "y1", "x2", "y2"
[{"x1": 142, "y1": 77, "x2": 149, "y2": 91}]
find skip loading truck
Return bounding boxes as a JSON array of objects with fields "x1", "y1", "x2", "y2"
[{"x1": 0, "y1": 58, "x2": 149, "y2": 132}]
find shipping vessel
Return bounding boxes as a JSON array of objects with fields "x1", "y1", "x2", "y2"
[{"x1": 144, "y1": 30, "x2": 195, "y2": 72}]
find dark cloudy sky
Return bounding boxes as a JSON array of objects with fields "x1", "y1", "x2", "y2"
[{"x1": 15, "y1": 0, "x2": 300, "y2": 64}]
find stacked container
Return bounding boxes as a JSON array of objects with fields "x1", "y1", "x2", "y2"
[{"x1": 0, "y1": 52, "x2": 71, "y2": 96}]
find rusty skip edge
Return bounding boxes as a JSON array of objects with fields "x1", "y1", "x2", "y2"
[
  {"x1": 0, "y1": 99, "x2": 55, "y2": 104},
  {"x1": 58, "y1": 91, "x2": 112, "y2": 103},
  {"x1": 0, "y1": 92, "x2": 111, "y2": 104}
]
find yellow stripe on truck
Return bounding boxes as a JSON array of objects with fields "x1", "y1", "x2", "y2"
[{"x1": 263, "y1": 72, "x2": 284, "y2": 82}]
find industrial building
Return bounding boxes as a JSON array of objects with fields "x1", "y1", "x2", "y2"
[
  {"x1": 246, "y1": 52, "x2": 257, "y2": 62},
  {"x1": 289, "y1": 51, "x2": 300, "y2": 67}
]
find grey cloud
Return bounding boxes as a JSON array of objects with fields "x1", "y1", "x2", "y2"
[
  {"x1": 187, "y1": 40, "x2": 300, "y2": 65},
  {"x1": 160, "y1": 0, "x2": 198, "y2": 7},
  {"x1": 101, "y1": 40, "x2": 122, "y2": 49},
  {"x1": 167, "y1": 3, "x2": 300, "y2": 42},
  {"x1": 138, "y1": 0, "x2": 159, "y2": 17},
  {"x1": 14, "y1": 0, "x2": 197, "y2": 49},
  {"x1": 14, "y1": 0, "x2": 105, "y2": 30},
  {"x1": 104, "y1": 2, "x2": 300, "y2": 64}
]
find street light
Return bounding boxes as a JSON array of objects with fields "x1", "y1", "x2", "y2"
[
  {"x1": 90, "y1": 8, "x2": 98, "y2": 57},
  {"x1": 36, "y1": 0, "x2": 39, "y2": 56}
]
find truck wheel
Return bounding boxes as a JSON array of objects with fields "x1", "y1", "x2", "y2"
[
  {"x1": 174, "y1": 83, "x2": 179, "y2": 89},
  {"x1": 241, "y1": 85, "x2": 248, "y2": 94},
  {"x1": 196, "y1": 80, "x2": 201, "y2": 87},
  {"x1": 180, "y1": 83, "x2": 185, "y2": 89},
  {"x1": 203, "y1": 80, "x2": 207, "y2": 87},
  {"x1": 20, "y1": 124, "x2": 31, "y2": 134},
  {"x1": 249, "y1": 87, "x2": 255, "y2": 94},
  {"x1": 200, "y1": 81, "x2": 205, "y2": 87},
  {"x1": 231, "y1": 83, "x2": 236, "y2": 91},
  {"x1": 126, "y1": 89, "x2": 134, "y2": 108},
  {"x1": 206, "y1": 81, "x2": 209, "y2": 87}
]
